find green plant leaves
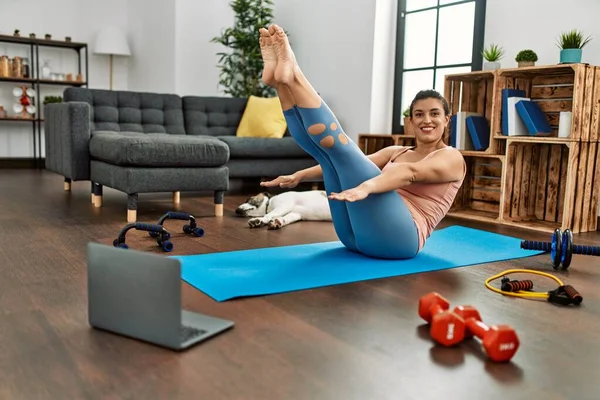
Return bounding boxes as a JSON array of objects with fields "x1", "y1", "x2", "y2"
[{"x1": 211, "y1": 0, "x2": 277, "y2": 97}]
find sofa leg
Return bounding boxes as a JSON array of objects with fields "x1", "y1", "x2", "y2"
[
  {"x1": 64, "y1": 177, "x2": 71, "y2": 191},
  {"x1": 214, "y1": 190, "x2": 224, "y2": 217},
  {"x1": 91, "y1": 182, "x2": 96, "y2": 203},
  {"x1": 127, "y1": 193, "x2": 138, "y2": 222},
  {"x1": 172, "y1": 191, "x2": 180, "y2": 204},
  {"x1": 93, "y1": 183, "x2": 103, "y2": 208}
]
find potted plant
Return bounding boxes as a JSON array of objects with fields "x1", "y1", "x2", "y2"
[
  {"x1": 482, "y1": 44, "x2": 504, "y2": 70},
  {"x1": 211, "y1": 0, "x2": 277, "y2": 97},
  {"x1": 515, "y1": 49, "x2": 538, "y2": 67},
  {"x1": 557, "y1": 29, "x2": 591, "y2": 64},
  {"x1": 403, "y1": 107, "x2": 413, "y2": 135},
  {"x1": 45, "y1": 33, "x2": 52, "y2": 40}
]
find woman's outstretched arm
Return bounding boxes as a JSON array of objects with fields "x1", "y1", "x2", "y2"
[
  {"x1": 261, "y1": 145, "x2": 401, "y2": 187},
  {"x1": 328, "y1": 148, "x2": 465, "y2": 202}
]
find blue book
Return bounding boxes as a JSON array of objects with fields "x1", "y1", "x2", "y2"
[
  {"x1": 502, "y1": 88, "x2": 526, "y2": 135},
  {"x1": 515, "y1": 100, "x2": 552, "y2": 135},
  {"x1": 450, "y1": 115, "x2": 457, "y2": 147},
  {"x1": 466, "y1": 116, "x2": 490, "y2": 151}
]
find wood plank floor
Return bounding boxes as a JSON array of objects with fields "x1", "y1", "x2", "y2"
[{"x1": 0, "y1": 169, "x2": 599, "y2": 400}]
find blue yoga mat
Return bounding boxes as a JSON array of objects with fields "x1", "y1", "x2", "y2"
[{"x1": 173, "y1": 225, "x2": 544, "y2": 302}]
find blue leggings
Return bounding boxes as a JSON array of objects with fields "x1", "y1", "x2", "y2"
[{"x1": 283, "y1": 100, "x2": 420, "y2": 259}]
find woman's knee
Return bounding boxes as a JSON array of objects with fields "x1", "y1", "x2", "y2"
[{"x1": 355, "y1": 236, "x2": 419, "y2": 259}]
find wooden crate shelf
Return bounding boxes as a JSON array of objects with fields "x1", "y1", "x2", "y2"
[
  {"x1": 444, "y1": 70, "x2": 505, "y2": 155},
  {"x1": 501, "y1": 139, "x2": 599, "y2": 233},
  {"x1": 358, "y1": 133, "x2": 415, "y2": 154},
  {"x1": 493, "y1": 64, "x2": 600, "y2": 142},
  {"x1": 357, "y1": 64, "x2": 600, "y2": 233},
  {"x1": 448, "y1": 155, "x2": 503, "y2": 223}
]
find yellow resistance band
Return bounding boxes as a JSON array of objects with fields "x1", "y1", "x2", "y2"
[
  {"x1": 485, "y1": 268, "x2": 582, "y2": 306},
  {"x1": 486, "y1": 268, "x2": 564, "y2": 300}
]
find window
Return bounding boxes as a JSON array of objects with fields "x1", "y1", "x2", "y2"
[{"x1": 392, "y1": 0, "x2": 487, "y2": 132}]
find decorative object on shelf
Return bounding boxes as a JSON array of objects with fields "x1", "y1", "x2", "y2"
[
  {"x1": 515, "y1": 49, "x2": 538, "y2": 67},
  {"x1": 22, "y1": 57, "x2": 30, "y2": 78},
  {"x1": 76, "y1": 73, "x2": 83, "y2": 82},
  {"x1": 0, "y1": 55, "x2": 9, "y2": 77},
  {"x1": 41, "y1": 60, "x2": 52, "y2": 79},
  {"x1": 557, "y1": 29, "x2": 591, "y2": 64},
  {"x1": 12, "y1": 86, "x2": 36, "y2": 119},
  {"x1": 11, "y1": 56, "x2": 23, "y2": 78},
  {"x1": 65, "y1": 36, "x2": 72, "y2": 42},
  {"x1": 211, "y1": 0, "x2": 278, "y2": 98},
  {"x1": 43, "y1": 95, "x2": 62, "y2": 105},
  {"x1": 45, "y1": 33, "x2": 52, "y2": 40},
  {"x1": 92, "y1": 26, "x2": 130, "y2": 90},
  {"x1": 13, "y1": 29, "x2": 20, "y2": 37},
  {"x1": 0, "y1": 106, "x2": 6, "y2": 119},
  {"x1": 482, "y1": 43, "x2": 504, "y2": 70},
  {"x1": 29, "y1": 33, "x2": 36, "y2": 39},
  {"x1": 558, "y1": 111, "x2": 572, "y2": 138}
]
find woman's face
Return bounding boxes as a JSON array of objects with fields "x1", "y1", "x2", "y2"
[{"x1": 410, "y1": 98, "x2": 449, "y2": 144}]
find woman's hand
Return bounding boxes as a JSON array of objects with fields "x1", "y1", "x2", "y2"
[
  {"x1": 260, "y1": 173, "x2": 302, "y2": 188},
  {"x1": 328, "y1": 183, "x2": 372, "y2": 202}
]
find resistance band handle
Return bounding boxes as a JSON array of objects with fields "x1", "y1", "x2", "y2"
[
  {"x1": 548, "y1": 285, "x2": 583, "y2": 306},
  {"x1": 563, "y1": 285, "x2": 583, "y2": 305},
  {"x1": 572, "y1": 244, "x2": 600, "y2": 256},
  {"x1": 501, "y1": 279, "x2": 534, "y2": 292}
]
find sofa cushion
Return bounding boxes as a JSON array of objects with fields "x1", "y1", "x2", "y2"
[
  {"x1": 182, "y1": 96, "x2": 247, "y2": 137},
  {"x1": 64, "y1": 88, "x2": 185, "y2": 134},
  {"x1": 235, "y1": 96, "x2": 287, "y2": 139},
  {"x1": 216, "y1": 136, "x2": 310, "y2": 159},
  {"x1": 89, "y1": 131, "x2": 229, "y2": 167}
]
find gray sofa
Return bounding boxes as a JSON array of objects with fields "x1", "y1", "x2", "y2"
[{"x1": 44, "y1": 87, "x2": 317, "y2": 222}]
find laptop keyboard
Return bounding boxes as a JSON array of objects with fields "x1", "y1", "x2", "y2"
[{"x1": 180, "y1": 325, "x2": 207, "y2": 342}]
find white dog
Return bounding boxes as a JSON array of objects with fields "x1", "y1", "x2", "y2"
[{"x1": 235, "y1": 190, "x2": 332, "y2": 229}]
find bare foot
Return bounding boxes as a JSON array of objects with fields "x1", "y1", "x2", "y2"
[
  {"x1": 269, "y1": 24, "x2": 297, "y2": 85},
  {"x1": 259, "y1": 28, "x2": 277, "y2": 87}
]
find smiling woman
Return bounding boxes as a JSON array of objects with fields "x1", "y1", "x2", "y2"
[{"x1": 258, "y1": 24, "x2": 466, "y2": 260}]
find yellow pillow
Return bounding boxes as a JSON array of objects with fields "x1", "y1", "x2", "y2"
[{"x1": 236, "y1": 95, "x2": 287, "y2": 138}]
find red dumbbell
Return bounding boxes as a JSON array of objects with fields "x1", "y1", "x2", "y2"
[
  {"x1": 453, "y1": 306, "x2": 520, "y2": 362},
  {"x1": 418, "y1": 292, "x2": 467, "y2": 347}
]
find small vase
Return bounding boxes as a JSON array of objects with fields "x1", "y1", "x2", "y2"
[
  {"x1": 518, "y1": 61, "x2": 535, "y2": 68},
  {"x1": 560, "y1": 49, "x2": 582, "y2": 64},
  {"x1": 483, "y1": 61, "x2": 501, "y2": 70},
  {"x1": 41, "y1": 60, "x2": 52, "y2": 79}
]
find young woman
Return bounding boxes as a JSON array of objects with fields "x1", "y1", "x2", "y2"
[{"x1": 258, "y1": 24, "x2": 466, "y2": 259}]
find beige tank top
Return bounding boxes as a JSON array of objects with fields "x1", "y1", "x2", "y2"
[{"x1": 381, "y1": 146, "x2": 466, "y2": 250}]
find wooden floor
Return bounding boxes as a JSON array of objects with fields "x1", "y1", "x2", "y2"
[{"x1": 0, "y1": 169, "x2": 599, "y2": 400}]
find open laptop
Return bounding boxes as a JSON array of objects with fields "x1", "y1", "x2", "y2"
[{"x1": 86, "y1": 242, "x2": 234, "y2": 351}]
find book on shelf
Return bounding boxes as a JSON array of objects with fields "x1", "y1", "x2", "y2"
[
  {"x1": 465, "y1": 116, "x2": 490, "y2": 151},
  {"x1": 515, "y1": 100, "x2": 553, "y2": 135},
  {"x1": 501, "y1": 88, "x2": 526, "y2": 135},
  {"x1": 506, "y1": 96, "x2": 530, "y2": 136}
]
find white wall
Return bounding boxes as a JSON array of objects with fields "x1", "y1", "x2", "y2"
[
  {"x1": 175, "y1": 0, "x2": 233, "y2": 96},
  {"x1": 273, "y1": 0, "x2": 377, "y2": 142},
  {"x1": 0, "y1": 0, "x2": 129, "y2": 158},
  {"x1": 483, "y1": 0, "x2": 600, "y2": 67},
  {"x1": 127, "y1": 0, "x2": 176, "y2": 94},
  {"x1": 370, "y1": 0, "x2": 398, "y2": 134}
]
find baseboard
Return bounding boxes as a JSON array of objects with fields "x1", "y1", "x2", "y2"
[{"x1": 0, "y1": 158, "x2": 44, "y2": 168}]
